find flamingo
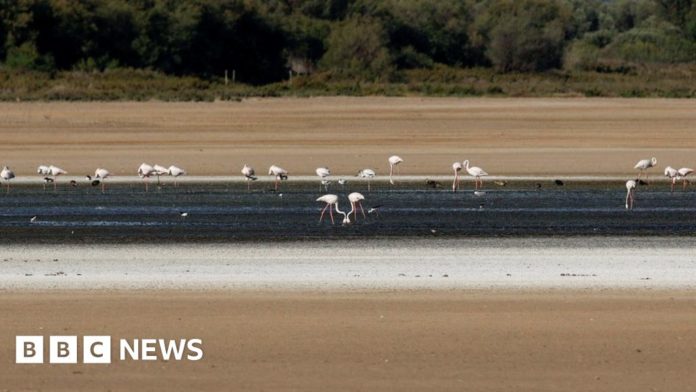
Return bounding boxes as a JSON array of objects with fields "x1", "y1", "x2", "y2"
[
  {"x1": 94, "y1": 168, "x2": 111, "y2": 193},
  {"x1": 48, "y1": 165, "x2": 67, "y2": 190},
  {"x1": 625, "y1": 180, "x2": 636, "y2": 210},
  {"x1": 316, "y1": 194, "x2": 349, "y2": 225},
  {"x1": 463, "y1": 160, "x2": 488, "y2": 190},
  {"x1": 388, "y1": 155, "x2": 403, "y2": 185},
  {"x1": 37, "y1": 165, "x2": 50, "y2": 190},
  {"x1": 677, "y1": 168, "x2": 694, "y2": 190},
  {"x1": 168, "y1": 165, "x2": 186, "y2": 187},
  {"x1": 664, "y1": 166, "x2": 678, "y2": 192},
  {"x1": 268, "y1": 165, "x2": 288, "y2": 191},
  {"x1": 316, "y1": 167, "x2": 331, "y2": 191},
  {"x1": 153, "y1": 164, "x2": 169, "y2": 185},
  {"x1": 1, "y1": 166, "x2": 15, "y2": 193},
  {"x1": 634, "y1": 157, "x2": 657, "y2": 182},
  {"x1": 138, "y1": 163, "x2": 156, "y2": 191},
  {"x1": 348, "y1": 192, "x2": 366, "y2": 221},
  {"x1": 452, "y1": 162, "x2": 463, "y2": 192},
  {"x1": 241, "y1": 164, "x2": 257, "y2": 190},
  {"x1": 358, "y1": 169, "x2": 376, "y2": 192}
]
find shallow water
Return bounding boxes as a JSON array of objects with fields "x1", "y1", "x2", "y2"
[{"x1": 0, "y1": 181, "x2": 694, "y2": 242}]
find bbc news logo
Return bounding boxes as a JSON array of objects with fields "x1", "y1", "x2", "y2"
[{"x1": 16, "y1": 336, "x2": 203, "y2": 364}]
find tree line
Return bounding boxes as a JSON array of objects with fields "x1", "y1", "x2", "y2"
[{"x1": 1, "y1": 0, "x2": 695, "y2": 85}]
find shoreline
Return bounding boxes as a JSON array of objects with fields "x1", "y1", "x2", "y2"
[{"x1": 3, "y1": 238, "x2": 695, "y2": 291}]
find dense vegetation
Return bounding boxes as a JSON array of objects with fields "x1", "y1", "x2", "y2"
[{"x1": 0, "y1": 0, "x2": 695, "y2": 100}]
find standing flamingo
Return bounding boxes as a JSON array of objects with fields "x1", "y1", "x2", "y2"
[
  {"x1": 268, "y1": 165, "x2": 288, "y2": 191},
  {"x1": 452, "y1": 162, "x2": 463, "y2": 192},
  {"x1": 316, "y1": 167, "x2": 331, "y2": 191},
  {"x1": 634, "y1": 157, "x2": 657, "y2": 182},
  {"x1": 153, "y1": 164, "x2": 169, "y2": 185},
  {"x1": 463, "y1": 160, "x2": 488, "y2": 190},
  {"x1": 241, "y1": 164, "x2": 257, "y2": 190},
  {"x1": 316, "y1": 194, "x2": 349, "y2": 225},
  {"x1": 168, "y1": 165, "x2": 186, "y2": 187},
  {"x1": 388, "y1": 156, "x2": 403, "y2": 185},
  {"x1": 348, "y1": 192, "x2": 366, "y2": 221},
  {"x1": 664, "y1": 166, "x2": 678, "y2": 192},
  {"x1": 138, "y1": 163, "x2": 156, "y2": 191},
  {"x1": 1, "y1": 166, "x2": 15, "y2": 194},
  {"x1": 48, "y1": 165, "x2": 67, "y2": 190},
  {"x1": 677, "y1": 168, "x2": 694, "y2": 190},
  {"x1": 358, "y1": 169, "x2": 376, "y2": 192},
  {"x1": 625, "y1": 180, "x2": 636, "y2": 210},
  {"x1": 94, "y1": 168, "x2": 111, "y2": 193}
]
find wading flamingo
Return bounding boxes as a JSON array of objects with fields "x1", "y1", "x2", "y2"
[
  {"x1": 241, "y1": 164, "x2": 257, "y2": 190},
  {"x1": 358, "y1": 169, "x2": 376, "y2": 192},
  {"x1": 138, "y1": 163, "x2": 156, "y2": 191},
  {"x1": 388, "y1": 155, "x2": 403, "y2": 185},
  {"x1": 664, "y1": 166, "x2": 678, "y2": 192},
  {"x1": 463, "y1": 160, "x2": 488, "y2": 190},
  {"x1": 316, "y1": 167, "x2": 331, "y2": 191},
  {"x1": 634, "y1": 157, "x2": 657, "y2": 182},
  {"x1": 48, "y1": 165, "x2": 67, "y2": 190},
  {"x1": 316, "y1": 194, "x2": 349, "y2": 225},
  {"x1": 1, "y1": 166, "x2": 15, "y2": 193},
  {"x1": 268, "y1": 165, "x2": 288, "y2": 191},
  {"x1": 625, "y1": 180, "x2": 636, "y2": 210},
  {"x1": 153, "y1": 164, "x2": 169, "y2": 185},
  {"x1": 168, "y1": 165, "x2": 186, "y2": 186},
  {"x1": 677, "y1": 168, "x2": 694, "y2": 190},
  {"x1": 94, "y1": 168, "x2": 111, "y2": 193},
  {"x1": 348, "y1": 192, "x2": 366, "y2": 221},
  {"x1": 452, "y1": 162, "x2": 463, "y2": 192}
]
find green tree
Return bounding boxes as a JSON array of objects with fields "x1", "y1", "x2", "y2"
[{"x1": 320, "y1": 16, "x2": 393, "y2": 80}]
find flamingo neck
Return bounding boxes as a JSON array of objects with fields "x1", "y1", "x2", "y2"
[{"x1": 464, "y1": 160, "x2": 470, "y2": 170}]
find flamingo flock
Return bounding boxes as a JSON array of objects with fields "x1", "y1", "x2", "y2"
[{"x1": 0, "y1": 155, "x2": 690, "y2": 221}]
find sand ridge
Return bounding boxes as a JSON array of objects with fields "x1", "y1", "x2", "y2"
[{"x1": 0, "y1": 97, "x2": 694, "y2": 177}]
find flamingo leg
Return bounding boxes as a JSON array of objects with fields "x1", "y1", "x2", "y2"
[
  {"x1": 54, "y1": 178, "x2": 57, "y2": 191},
  {"x1": 275, "y1": 179, "x2": 279, "y2": 191},
  {"x1": 102, "y1": 182, "x2": 105, "y2": 194},
  {"x1": 247, "y1": 181, "x2": 250, "y2": 191},
  {"x1": 368, "y1": 180, "x2": 371, "y2": 192},
  {"x1": 452, "y1": 172, "x2": 457, "y2": 192},
  {"x1": 359, "y1": 202, "x2": 366, "y2": 219},
  {"x1": 671, "y1": 180, "x2": 675, "y2": 193},
  {"x1": 389, "y1": 165, "x2": 394, "y2": 186},
  {"x1": 145, "y1": 179, "x2": 149, "y2": 192},
  {"x1": 684, "y1": 179, "x2": 688, "y2": 191},
  {"x1": 329, "y1": 205, "x2": 335, "y2": 225},
  {"x1": 6, "y1": 183, "x2": 9, "y2": 194},
  {"x1": 319, "y1": 204, "x2": 329, "y2": 223}
]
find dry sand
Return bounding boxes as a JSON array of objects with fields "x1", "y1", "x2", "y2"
[
  {"x1": 2, "y1": 290, "x2": 695, "y2": 391},
  {"x1": 1, "y1": 97, "x2": 695, "y2": 176}
]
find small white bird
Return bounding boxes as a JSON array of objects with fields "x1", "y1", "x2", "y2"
[
  {"x1": 241, "y1": 164, "x2": 257, "y2": 190},
  {"x1": 48, "y1": 165, "x2": 67, "y2": 191},
  {"x1": 348, "y1": 192, "x2": 366, "y2": 221},
  {"x1": 1, "y1": 166, "x2": 15, "y2": 193},
  {"x1": 168, "y1": 165, "x2": 186, "y2": 187},
  {"x1": 358, "y1": 169, "x2": 376, "y2": 192},
  {"x1": 268, "y1": 165, "x2": 288, "y2": 191},
  {"x1": 180, "y1": 211, "x2": 189, "y2": 218},
  {"x1": 463, "y1": 160, "x2": 488, "y2": 190},
  {"x1": 316, "y1": 194, "x2": 349, "y2": 225},
  {"x1": 30, "y1": 216, "x2": 37, "y2": 223},
  {"x1": 138, "y1": 163, "x2": 156, "y2": 192},
  {"x1": 94, "y1": 168, "x2": 111, "y2": 193},
  {"x1": 37, "y1": 165, "x2": 51, "y2": 190},
  {"x1": 452, "y1": 162, "x2": 463, "y2": 192},
  {"x1": 634, "y1": 157, "x2": 657, "y2": 181},
  {"x1": 388, "y1": 155, "x2": 403, "y2": 185},
  {"x1": 316, "y1": 167, "x2": 331, "y2": 191},
  {"x1": 625, "y1": 180, "x2": 637, "y2": 210}
]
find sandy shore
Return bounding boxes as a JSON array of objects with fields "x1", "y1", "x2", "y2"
[
  {"x1": 1, "y1": 97, "x2": 695, "y2": 176},
  {"x1": 2, "y1": 290, "x2": 696, "y2": 391},
  {"x1": 2, "y1": 239, "x2": 696, "y2": 290}
]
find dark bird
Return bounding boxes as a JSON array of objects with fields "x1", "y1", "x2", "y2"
[
  {"x1": 554, "y1": 179, "x2": 564, "y2": 186},
  {"x1": 536, "y1": 183, "x2": 542, "y2": 189},
  {"x1": 43, "y1": 177, "x2": 54, "y2": 183},
  {"x1": 70, "y1": 180, "x2": 78, "y2": 187},
  {"x1": 426, "y1": 179, "x2": 441, "y2": 189},
  {"x1": 91, "y1": 180, "x2": 100, "y2": 187},
  {"x1": 637, "y1": 179, "x2": 649, "y2": 186},
  {"x1": 85, "y1": 175, "x2": 92, "y2": 181}
]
